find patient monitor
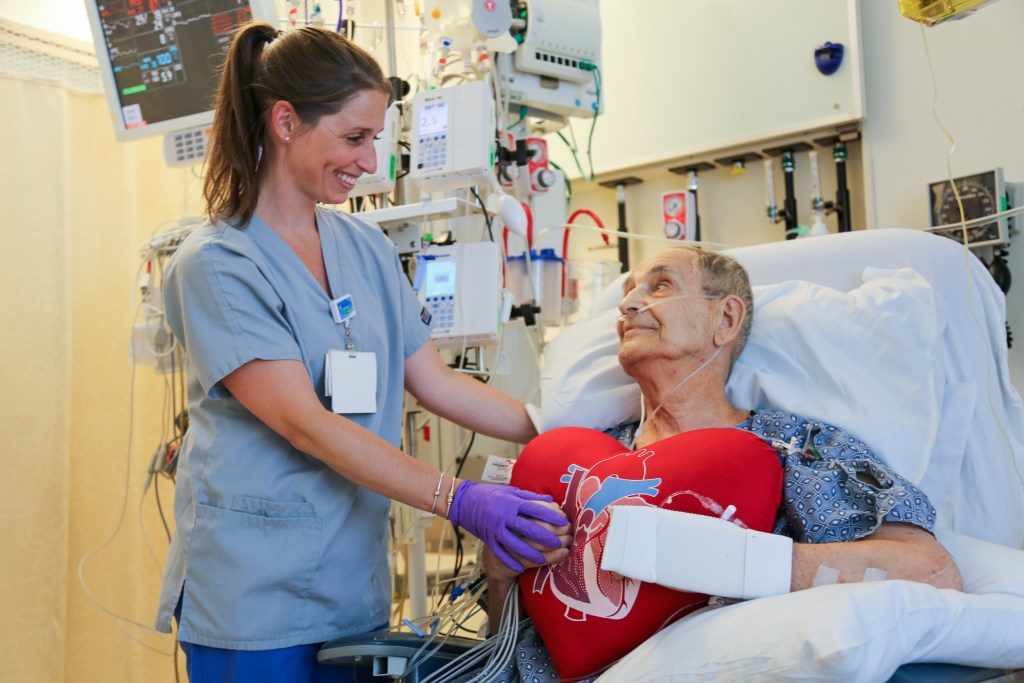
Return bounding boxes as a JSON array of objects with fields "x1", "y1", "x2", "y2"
[{"x1": 414, "y1": 242, "x2": 506, "y2": 349}]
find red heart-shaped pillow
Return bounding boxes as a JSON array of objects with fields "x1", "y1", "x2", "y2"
[{"x1": 511, "y1": 426, "x2": 783, "y2": 680}]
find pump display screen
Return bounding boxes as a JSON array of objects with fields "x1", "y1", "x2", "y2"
[
  {"x1": 92, "y1": 0, "x2": 254, "y2": 132},
  {"x1": 419, "y1": 102, "x2": 448, "y2": 136},
  {"x1": 424, "y1": 260, "x2": 457, "y2": 298}
]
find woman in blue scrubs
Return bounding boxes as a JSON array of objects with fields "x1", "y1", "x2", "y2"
[{"x1": 153, "y1": 22, "x2": 570, "y2": 682}]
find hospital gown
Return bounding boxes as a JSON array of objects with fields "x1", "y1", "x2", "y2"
[{"x1": 468, "y1": 409, "x2": 937, "y2": 683}]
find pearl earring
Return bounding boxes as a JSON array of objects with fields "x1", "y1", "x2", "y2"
[{"x1": 284, "y1": 136, "x2": 291, "y2": 142}]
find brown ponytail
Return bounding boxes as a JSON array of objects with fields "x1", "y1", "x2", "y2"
[{"x1": 203, "y1": 23, "x2": 392, "y2": 226}]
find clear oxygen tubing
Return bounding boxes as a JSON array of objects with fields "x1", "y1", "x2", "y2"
[
  {"x1": 618, "y1": 293, "x2": 722, "y2": 449},
  {"x1": 617, "y1": 294, "x2": 718, "y2": 323},
  {"x1": 630, "y1": 345, "x2": 724, "y2": 450}
]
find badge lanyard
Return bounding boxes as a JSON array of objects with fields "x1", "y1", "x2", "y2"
[{"x1": 323, "y1": 234, "x2": 377, "y2": 414}]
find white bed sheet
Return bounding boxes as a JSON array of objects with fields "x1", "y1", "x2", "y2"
[{"x1": 596, "y1": 530, "x2": 1024, "y2": 682}]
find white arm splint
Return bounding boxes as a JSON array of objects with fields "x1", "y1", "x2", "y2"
[{"x1": 600, "y1": 505, "x2": 793, "y2": 600}]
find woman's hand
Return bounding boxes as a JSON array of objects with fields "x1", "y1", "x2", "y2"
[
  {"x1": 483, "y1": 501, "x2": 572, "y2": 584},
  {"x1": 448, "y1": 481, "x2": 571, "y2": 572}
]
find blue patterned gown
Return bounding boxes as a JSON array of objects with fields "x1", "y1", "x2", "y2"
[{"x1": 466, "y1": 409, "x2": 937, "y2": 683}]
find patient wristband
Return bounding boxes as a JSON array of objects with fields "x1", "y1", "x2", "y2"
[{"x1": 601, "y1": 506, "x2": 793, "y2": 600}]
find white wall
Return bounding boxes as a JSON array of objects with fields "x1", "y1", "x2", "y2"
[
  {"x1": 859, "y1": 0, "x2": 1024, "y2": 389},
  {"x1": 546, "y1": 0, "x2": 863, "y2": 177},
  {"x1": 558, "y1": 1, "x2": 1023, "y2": 390}
]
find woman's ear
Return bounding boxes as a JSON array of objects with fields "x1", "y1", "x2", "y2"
[
  {"x1": 268, "y1": 100, "x2": 300, "y2": 145},
  {"x1": 713, "y1": 295, "x2": 745, "y2": 347}
]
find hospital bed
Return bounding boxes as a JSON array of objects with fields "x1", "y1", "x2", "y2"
[{"x1": 322, "y1": 228, "x2": 1024, "y2": 681}]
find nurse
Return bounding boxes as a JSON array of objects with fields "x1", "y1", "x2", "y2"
[{"x1": 153, "y1": 22, "x2": 570, "y2": 682}]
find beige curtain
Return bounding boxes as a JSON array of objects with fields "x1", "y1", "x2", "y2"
[{"x1": 0, "y1": 71, "x2": 203, "y2": 681}]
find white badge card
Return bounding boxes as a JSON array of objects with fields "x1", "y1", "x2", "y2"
[{"x1": 325, "y1": 350, "x2": 377, "y2": 414}]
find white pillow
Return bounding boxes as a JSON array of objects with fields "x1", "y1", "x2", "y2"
[
  {"x1": 597, "y1": 531, "x2": 1024, "y2": 682},
  {"x1": 541, "y1": 267, "x2": 947, "y2": 487}
]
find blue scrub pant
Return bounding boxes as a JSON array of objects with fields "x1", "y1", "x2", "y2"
[
  {"x1": 179, "y1": 639, "x2": 382, "y2": 683},
  {"x1": 176, "y1": 599, "x2": 384, "y2": 682}
]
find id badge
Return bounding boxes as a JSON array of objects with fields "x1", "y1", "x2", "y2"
[{"x1": 325, "y1": 350, "x2": 377, "y2": 414}]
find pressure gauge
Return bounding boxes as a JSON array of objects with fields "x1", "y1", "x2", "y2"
[{"x1": 927, "y1": 169, "x2": 1008, "y2": 248}]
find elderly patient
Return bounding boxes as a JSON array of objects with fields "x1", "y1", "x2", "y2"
[{"x1": 480, "y1": 244, "x2": 962, "y2": 682}]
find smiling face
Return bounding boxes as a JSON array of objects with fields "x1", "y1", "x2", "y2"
[
  {"x1": 617, "y1": 250, "x2": 720, "y2": 375},
  {"x1": 281, "y1": 89, "x2": 389, "y2": 205}
]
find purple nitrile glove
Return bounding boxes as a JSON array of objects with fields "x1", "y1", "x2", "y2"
[{"x1": 448, "y1": 481, "x2": 570, "y2": 573}]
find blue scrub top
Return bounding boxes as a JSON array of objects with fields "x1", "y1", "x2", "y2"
[{"x1": 154, "y1": 206, "x2": 430, "y2": 650}]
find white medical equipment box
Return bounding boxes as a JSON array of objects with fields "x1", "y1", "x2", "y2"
[
  {"x1": 409, "y1": 81, "x2": 495, "y2": 192},
  {"x1": 415, "y1": 242, "x2": 503, "y2": 349}
]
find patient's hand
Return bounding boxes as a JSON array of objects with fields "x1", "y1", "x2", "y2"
[{"x1": 483, "y1": 501, "x2": 571, "y2": 632}]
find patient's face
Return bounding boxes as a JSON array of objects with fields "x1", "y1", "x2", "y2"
[{"x1": 617, "y1": 252, "x2": 717, "y2": 370}]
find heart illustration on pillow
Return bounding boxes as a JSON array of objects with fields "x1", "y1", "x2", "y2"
[{"x1": 511, "y1": 426, "x2": 783, "y2": 680}]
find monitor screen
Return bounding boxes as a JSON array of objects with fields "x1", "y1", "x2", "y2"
[
  {"x1": 87, "y1": 0, "x2": 271, "y2": 140},
  {"x1": 419, "y1": 101, "x2": 448, "y2": 137},
  {"x1": 424, "y1": 260, "x2": 457, "y2": 298}
]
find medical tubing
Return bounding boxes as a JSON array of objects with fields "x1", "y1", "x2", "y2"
[
  {"x1": 521, "y1": 201, "x2": 534, "y2": 246},
  {"x1": 921, "y1": 26, "x2": 1023, "y2": 491},
  {"x1": 583, "y1": 63, "x2": 601, "y2": 180},
  {"x1": 631, "y1": 346, "x2": 723, "y2": 450},
  {"x1": 563, "y1": 208, "x2": 610, "y2": 296},
  {"x1": 469, "y1": 589, "x2": 520, "y2": 682},
  {"x1": 618, "y1": 294, "x2": 718, "y2": 322},
  {"x1": 418, "y1": 589, "x2": 515, "y2": 683},
  {"x1": 536, "y1": 223, "x2": 734, "y2": 251},
  {"x1": 556, "y1": 130, "x2": 587, "y2": 180},
  {"x1": 403, "y1": 580, "x2": 490, "y2": 678},
  {"x1": 76, "y1": 290, "x2": 175, "y2": 654}
]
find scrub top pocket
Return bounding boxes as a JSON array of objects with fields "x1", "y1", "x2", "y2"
[{"x1": 181, "y1": 498, "x2": 323, "y2": 647}]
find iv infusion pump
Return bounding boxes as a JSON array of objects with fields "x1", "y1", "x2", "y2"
[
  {"x1": 414, "y1": 242, "x2": 505, "y2": 349},
  {"x1": 410, "y1": 81, "x2": 496, "y2": 192}
]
